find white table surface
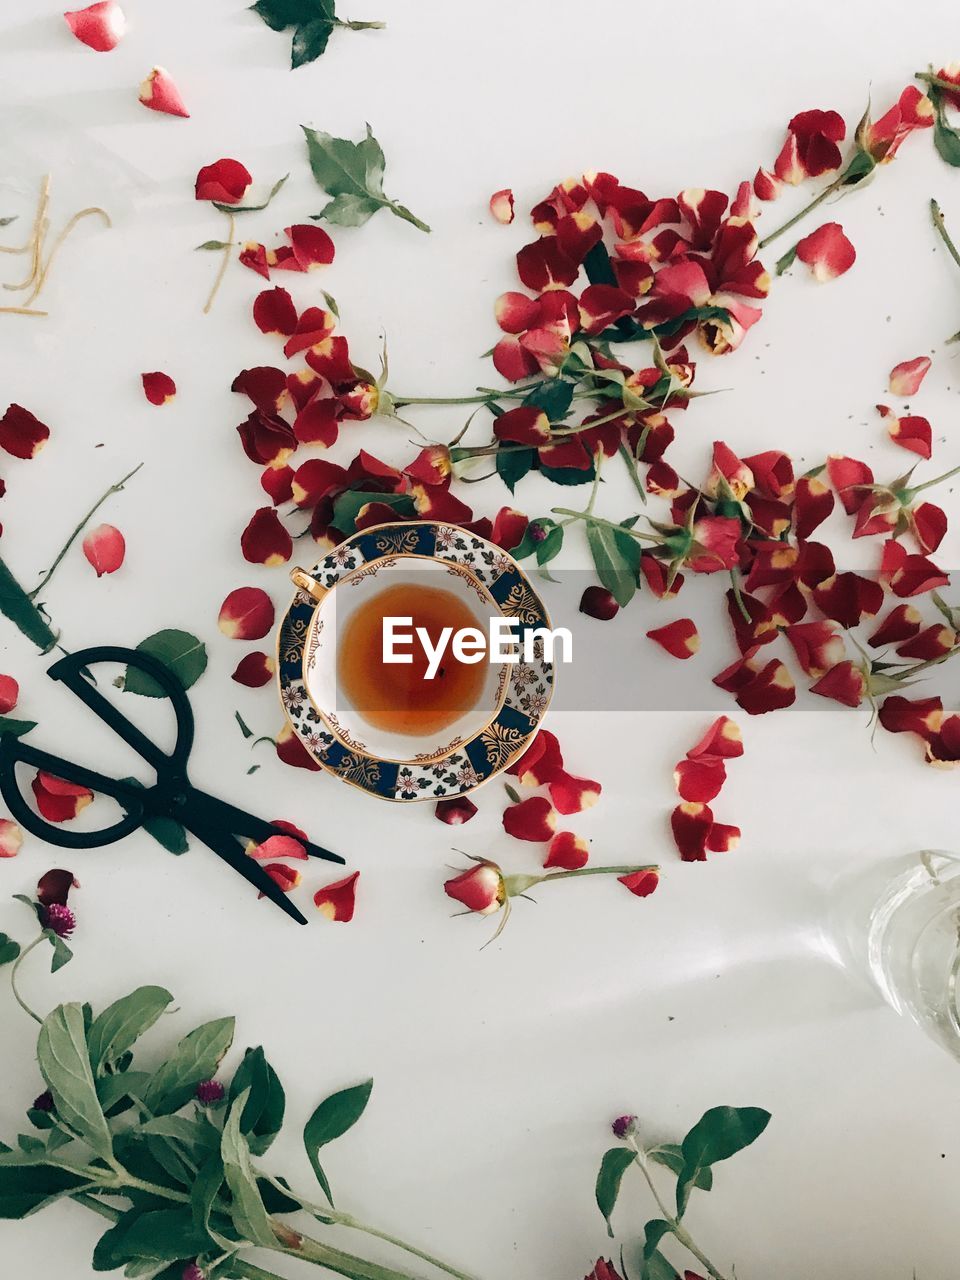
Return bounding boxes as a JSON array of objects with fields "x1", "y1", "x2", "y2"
[{"x1": 4, "y1": 2, "x2": 960, "y2": 1277}]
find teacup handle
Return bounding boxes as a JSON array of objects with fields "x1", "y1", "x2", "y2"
[{"x1": 290, "y1": 566, "x2": 327, "y2": 602}]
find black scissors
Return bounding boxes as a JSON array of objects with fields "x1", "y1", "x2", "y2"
[{"x1": 0, "y1": 645, "x2": 343, "y2": 925}]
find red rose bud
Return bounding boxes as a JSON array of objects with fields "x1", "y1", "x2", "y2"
[
  {"x1": 444, "y1": 861, "x2": 504, "y2": 915},
  {"x1": 673, "y1": 758, "x2": 726, "y2": 803},
  {"x1": 795, "y1": 222, "x2": 856, "y2": 281},
  {"x1": 889, "y1": 356, "x2": 931, "y2": 397},
  {"x1": 0, "y1": 674, "x2": 19, "y2": 714},
  {"x1": 544, "y1": 830, "x2": 590, "y2": 870},
  {"x1": 435, "y1": 796, "x2": 478, "y2": 825},
  {"x1": 0, "y1": 820, "x2": 23, "y2": 858},
  {"x1": 670, "y1": 802, "x2": 713, "y2": 861},
  {"x1": 585, "y1": 1262, "x2": 625, "y2": 1280},
  {"x1": 896, "y1": 624, "x2": 956, "y2": 661},
  {"x1": 43, "y1": 903, "x2": 76, "y2": 938},
  {"x1": 686, "y1": 716, "x2": 743, "y2": 761},
  {"x1": 194, "y1": 1079, "x2": 224, "y2": 1105},
  {"x1": 64, "y1": 1, "x2": 125, "y2": 51},
  {"x1": 32, "y1": 773, "x2": 93, "y2": 823},
  {"x1": 231, "y1": 651, "x2": 275, "y2": 688},
  {"x1": 195, "y1": 159, "x2": 251, "y2": 204},
  {"x1": 810, "y1": 661, "x2": 866, "y2": 708},
  {"x1": 82, "y1": 524, "x2": 125, "y2": 577},
  {"x1": 218, "y1": 587, "x2": 274, "y2": 640},
  {"x1": 549, "y1": 769, "x2": 601, "y2": 815},
  {"x1": 705, "y1": 440, "x2": 754, "y2": 501},
  {"x1": 646, "y1": 618, "x2": 699, "y2": 659},
  {"x1": 141, "y1": 371, "x2": 176, "y2": 405},
  {"x1": 253, "y1": 286, "x2": 298, "y2": 337},
  {"x1": 509, "y1": 729, "x2": 563, "y2": 787},
  {"x1": 579, "y1": 585, "x2": 619, "y2": 620},
  {"x1": 37, "y1": 869, "x2": 79, "y2": 906},
  {"x1": 617, "y1": 868, "x2": 660, "y2": 897},
  {"x1": 687, "y1": 517, "x2": 741, "y2": 573},
  {"x1": 706, "y1": 823, "x2": 741, "y2": 853},
  {"x1": 489, "y1": 189, "x2": 515, "y2": 224},
  {"x1": 314, "y1": 871, "x2": 359, "y2": 922},
  {"x1": 138, "y1": 66, "x2": 189, "y2": 117},
  {"x1": 503, "y1": 796, "x2": 557, "y2": 842},
  {"x1": 0, "y1": 404, "x2": 50, "y2": 459},
  {"x1": 275, "y1": 723, "x2": 322, "y2": 772},
  {"x1": 859, "y1": 86, "x2": 933, "y2": 163},
  {"x1": 241, "y1": 507, "x2": 292, "y2": 567}
]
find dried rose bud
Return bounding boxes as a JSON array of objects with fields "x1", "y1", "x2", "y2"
[
  {"x1": 611, "y1": 1114, "x2": 637, "y2": 1140},
  {"x1": 444, "y1": 861, "x2": 504, "y2": 915},
  {"x1": 43, "y1": 903, "x2": 76, "y2": 938},
  {"x1": 194, "y1": 1079, "x2": 225, "y2": 1105},
  {"x1": 529, "y1": 521, "x2": 548, "y2": 543}
]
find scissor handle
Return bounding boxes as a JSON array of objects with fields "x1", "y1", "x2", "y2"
[
  {"x1": 0, "y1": 736, "x2": 148, "y2": 849},
  {"x1": 47, "y1": 646, "x2": 194, "y2": 774}
]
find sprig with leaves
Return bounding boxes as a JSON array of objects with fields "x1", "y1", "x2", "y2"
[
  {"x1": 594, "y1": 1107, "x2": 770, "y2": 1280},
  {"x1": 0, "y1": 884, "x2": 479, "y2": 1280},
  {"x1": 252, "y1": 0, "x2": 383, "y2": 69},
  {"x1": 303, "y1": 125, "x2": 430, "y2": 232}
]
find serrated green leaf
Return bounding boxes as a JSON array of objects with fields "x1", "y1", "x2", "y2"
[
  {"x1": 292, "y1": 17, "x2": 335, "y2": 66},
  {"x1": 595, "y1": 1146, "x2": 635, "y2": 1236},
  {"x1": 143, "y1": 1017, "x2": 235, "y2": 1116},
  {"x1": 0, "y1": 933, "x2": 20, "y2": 966},
  {"x1": 586, "y1": 521, "x2": 640, "y2": 607},
  {"x1": 538, "y1": 460, "x2": 596, "y2": 486},
  {"x1": 496, "y1": 447, "x2": 535, "y2": 493},
  {"x1": 314, "y1": 192, "x2": 383, "y2": 227},
  {"x1": 87, "y1": 986, "x2": 174, "y2": 1076},
  {"x1": 521, "y1": 379, "x2": 574, "y2": 421},
  {"x1": 0, "y1": 555, "x2": 58, "y2": 652},
  {"x1": 124, "y1": 630, "x2": 207, "y2": 698},
  {"x1": 303, "y1": 1078, "x2": 372, "y2": 1205},
  {"x1": 222, "y1": 1090, "x2": 277, "y2": 1247},
  {"x1": 676, "y1": 1105, "x2": 770, "y2": 1217},
  {"x1": 302, "y1": 124, "x2": 427, "y2": 232},
  {"x1": 37, "y1": 1003, "x2": 113, "y2": 1161}
]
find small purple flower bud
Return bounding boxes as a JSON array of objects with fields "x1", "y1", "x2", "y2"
[
  {"x1": 195, "y1": 1079, "x2": 225, "y2": 1105},
  {"x1": 181, "y1": 1264, "x2": 204, "y2": 1280},
  {"x1": 43, "y1": 903, "x2": 76, "y2": 938},
  {"x1": 529, "y1": 521, "x2": 547, "y2": 543},
  {"x1": 612, "y1": 1114, "x2": 637, "y2": 1140},
  {"x1": 32, "y1": 1090, "x2": 54, "y2": 1112}
]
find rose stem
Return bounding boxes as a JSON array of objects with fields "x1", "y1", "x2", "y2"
[
  {"x1": 203, "y1": 211, "x2": 236, "y2": 314},
  {"x1": 757, "y1": 174, "x2": 845, "y2": 250},
  {"x1": 931, "y1": 198, "x2": 960, "y2": 271},
  {"x1": 30, "y1": 462, "x2": 143, "y2": 602}
]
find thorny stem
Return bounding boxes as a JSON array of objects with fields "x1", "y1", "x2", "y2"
[
  {"x1": 539, "y1": 864, "x2": 658, "y2": 883},
  {"x1": 907, "y1": 459, "x2": 960, "y2": 497},
  {"x1": 10, "y1": 933, "x2": 47, "y2": 1024},
  {"x1": 30, "y1": 462, "x2": 143, "y2": 601},
  {"x1": 627, "y1": 1140, "x2": 728, "y2": 1280},
  {"x1": 757, "y1": 174, "x2": 845, "y2": 250},
  {"x1": 203, "y1": 211, "x2": 237, "y2": 315},
  {"x1": 930, "y1": 198, "x2": 960, "y2": 271}
]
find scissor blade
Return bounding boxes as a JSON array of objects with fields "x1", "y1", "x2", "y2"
[
  {"x1": 190, "y1": 791, "x2": 344, "y2": 865},
  {"x1": 188, "y1": 819, "x2": 308, "y2": 925}
]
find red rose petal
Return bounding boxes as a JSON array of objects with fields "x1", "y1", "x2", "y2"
[
  {"x1": 253, "y1": 286, "x2": 298, "y2": 337},
  {"x1": 237, "y1": 410, "x2": 295, "y2": 467},
  {"x1": 261, "y1": 463, "x2": 294, "y2": 505},
  {"x1": 706, "y1": 823, "x2": 741, "y2": 853},
  {"x1": 248, "y1": 833, "x2": 307, "y2": 862},
  {"x1": 285, "y1": 224, "x2": 335, "y2": 270},
  {"x1": 618, "y1": 868, "x2": 659, "y2": 897},
  {"x1": 32, "y1": 771, "x2": 93, "y2": 823},
  {"x1": 36, "y1": 868, "x2": 79, "y2": 905},
  {"x1": 0, "y1": 674, "x2": 19, "y2": 714},
  {"x1": 218, "y1": 587, "x2": 274, "y2": 640},
  {"x1": 195, "y1": 158, "x2": 252, "y2": 204},
  {"x1": 231, "y1": 652, "x2": 275, "y2": 688},
  {"x1": 890, "y1": 553, "x2": 949, "y2": 598},
  {"x1": 275, "y1": 722, "x2": 321, "y2": 771},
  {"x1": 735, "y1": 659, "x2": 796, "y2": 715},
  {"x1": 670, "y1": 801, "x2": 713, "y2": 861},
  {"x1": 64, "y1": 1, "x2": 125, "y2": 52},
  {"x1": 673, "y1": 758, "x2": 726, "y2": 803},
  {"x1": 290, "y1": 458, "x2": 348, "y2": 508},
  {"x1": 889, "y1": 356, "x2": 931, "y2": 397},
  {"x1": 502, "y1": 795, "x2": 557, "y2": 842},
  {"x1": 793, "y1": 474, "x2": 834, "y2": 539},
  {"x1": 138, "y1": 66, "x2": 189, "y2": 118},
  {"x1": 492, "y1": 335, "x2": 540, "y2": 382},
  {"x1": 257, "y1": 863, "x2": 302, "y2": 897},
  {"x1": 141, "y1": 371, "x2": 176, "y2": 406},
  {"x1": 490, "y1": 507, "x2": 528, "y2": 551},
  {"x1": 912, "y1": 502, "x2": 947, "y2": 555},
  {"x1": 232, "y1": 367, "x2": 288, "y2": 414},
  {"x1": 495, "y1": 292, "x2": 540, "y2": 334},
  {"x1": 878, "y1": 695, "x2": 943, "y2": 740},
  {"x1": 895, "y1": 624, "x2": 956, "y2": 660},
  {"x1": 241, "y1": 507, "x2": 292, "y2": 567},
  {"x1": 646, "y1": 618, "x2": 700, "y2": 659},
  {"x1": 0, "y1": 404, "x2": 49, "y2": 459},
  {"x1": 82, "y1": 524, "x2": 125, "y2": 577},
  {"x1": 314, "y1": 870, "x2": 359, "y2": 922},
  {"x1": 285, "y1": 308, "x2": 337, "y2": 359},
  {"x1": 544, "y1": 830, "x2": 589, "y2": 870},
  {"x1": 795, "y1": 222, "x2": 856, "y2": 281},
  {"x1": 810, "y1": 661, "x2": 867, "y2": 707},
  {"x1": 515, "y1": 729, "x2": 564, "y2": 787},
  {"x1": 494, "y1": 406, "x2": 552, "y2": 446},
  {"x1": 434, "y1": 797, "x2": 478, "y2": 825},
  {"x1": 549, "y1": 769, "x2": 601, "y2": 815},
  {"x1": 489, "y1": 189, "x2": 515, "y2": 224},
  {"x1": 882, "y1": 408, "x2": 932, "y2": 459},
  {"x1": 0, "y1": 819, "x2": 22, "y2": 858},
  {"x1": 579, "y1": 585, "x2": 619, "y2": 620},
  {"x1": 239, "y1": 242, "x2": 271, "y2": 279},
  {"x1": 686, "y1": 716, "x2": 744, "y2": 761},
  {"x1": 868, "y1": 604, "x2": 922, "y2": 648}
]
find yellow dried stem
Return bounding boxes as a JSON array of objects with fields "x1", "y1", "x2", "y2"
[
  {"x1": 24, "y1": 206, "x2": 111, "y2": 306},
  {"x1": 4, "y1": 214, "x2": 48, "y2": 292},
  {"x1": 202, "y1": 211, "x2": 236, "y2": 315},
  {"x1": 0, "y1": 174, "x2": 50, "y2": 256},
  {"x1": 0, "y1": 307, "x2": 48, "y2": 317}
]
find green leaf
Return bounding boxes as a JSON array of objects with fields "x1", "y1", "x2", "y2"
[
  {"x1": 143, "y1": 1017, "x2": 235, "y2": 1116},
  {"x1": 124, "y1": 630, "x2": 207, "y2": 698},
  {"x1": 331, "y1": 489, "x2": 414, "y2": 535},
  {"x1": 97, "y1": 1070, "x2": 152, "y2": 1114},
  {"x1": 250, "y1": 0, "x2": 317, "y2": 31},
  {"x1": 647, "y1": 1142, "x2": 712, "y2": 1191},
  {"x1": 235, "y1": 711, "x2": 254, "y2": 739},
  {"x1": 321, "y1": 289, "x2": 339, "y2": 318},
  {"x1": 496, "y1": 447, "x2": 535, "y2": 493},
  {"x1": 595, "y1": 1146, "x2": 635, "y2": 1236},
  {"x1": 675, "y1": 1105, "x2": 770, "y2": 1217},
  {"x1": 214, "y1": 173, "x2": 289, "y2": 214},
  {"x1": 522, "y1": 379, "x2": 574, "y2": 421},
  {"x1": 37, "y1": 1003, "x2": 113, "y2": 1161},
  {"x1": 0, "y1": 1162, "x2": 88, "y2": 1219},
  {"x1": 94, "y1": 1206, "x2": 214, "y2": 1269},
  {"x1": 87, "y1": 986, "x2": 174, "y2": 1076},
  {"x1": 535, "y1": 524, "x2": 563, "y2": 566},
  {"x1": 303, "y1": 1078, "x2": 372, "y2": 1205},
  {"x1": 638, "y1": 1217, "x2": 675, "y2": 1280},
  {"x1": 120, "y1": 781, "x2": 190, "y2": 854},
  {"x1": 302, "y1": 124, "x2": 428, "y2": 233},
  {"x1": 0, "y1": 933, "x2": 20, "y2": 966},
  {"x1": 586, "y1": 521, "x2": 640, "y2": 607},
  {"x1": 0, "y1": 555, "x2": 58, "y2": 652},
  {"x1": 935, "y1": 109, "x2": 960, "y2": 166},
  {"x1": 48, "y1": 933, "x2": 73, "y2": 973},
  {"x1": 228, "y1": 1047, "x2": 286, "y2": 1157},
  {"x1": 221, "y1": 1090, "x2": 278, "y2": 1247},
  {"x1": 292, "y1": 17, "x2": 335, "y2": 66},
  {"x1": 195, "y1": 240, "x2": 231, "y2": 251},
  {"x1": 539, "y1": 460, "x2": 595, "y2": 486},
  {"x1": 0, "y1": 716, "x2": 37, "y2": 738}
]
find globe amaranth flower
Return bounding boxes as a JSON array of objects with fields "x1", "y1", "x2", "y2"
[
  {"x1": 43, "y1": 903, "x2": 76, "y2": 938},
  {"x1": 195, "y1": 1079, "x2": 225, "y2": 1105}
]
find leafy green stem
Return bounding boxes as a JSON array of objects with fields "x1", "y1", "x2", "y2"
[
  {"x1": 757, "y1": 173, "x2": 845, "y2": 250},
  {"x1": 30, "y1": 462, "x2": 143, "y2": 602},
  {"x1": 325, "y1": 1213, "x2": 480, "y2": 1280},
  {"x1": 387, "y1": 201, "x2": 431, "y2": 234},
  {"x1": 618, "y1": 441, "x2": 647, "y2": 504},
  {"x1": 10, "y1": 932, "x2": 47, "y2": 1024},
  {"x1": 628, "y1": 1143, "x2": 727, "y2": 1280},
  {"x1": 539, "y1": 864, "x2": 658, "y2": 884},
  {"x1": 550, "y1": 509, "x2": 659, "y2": 542}
]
